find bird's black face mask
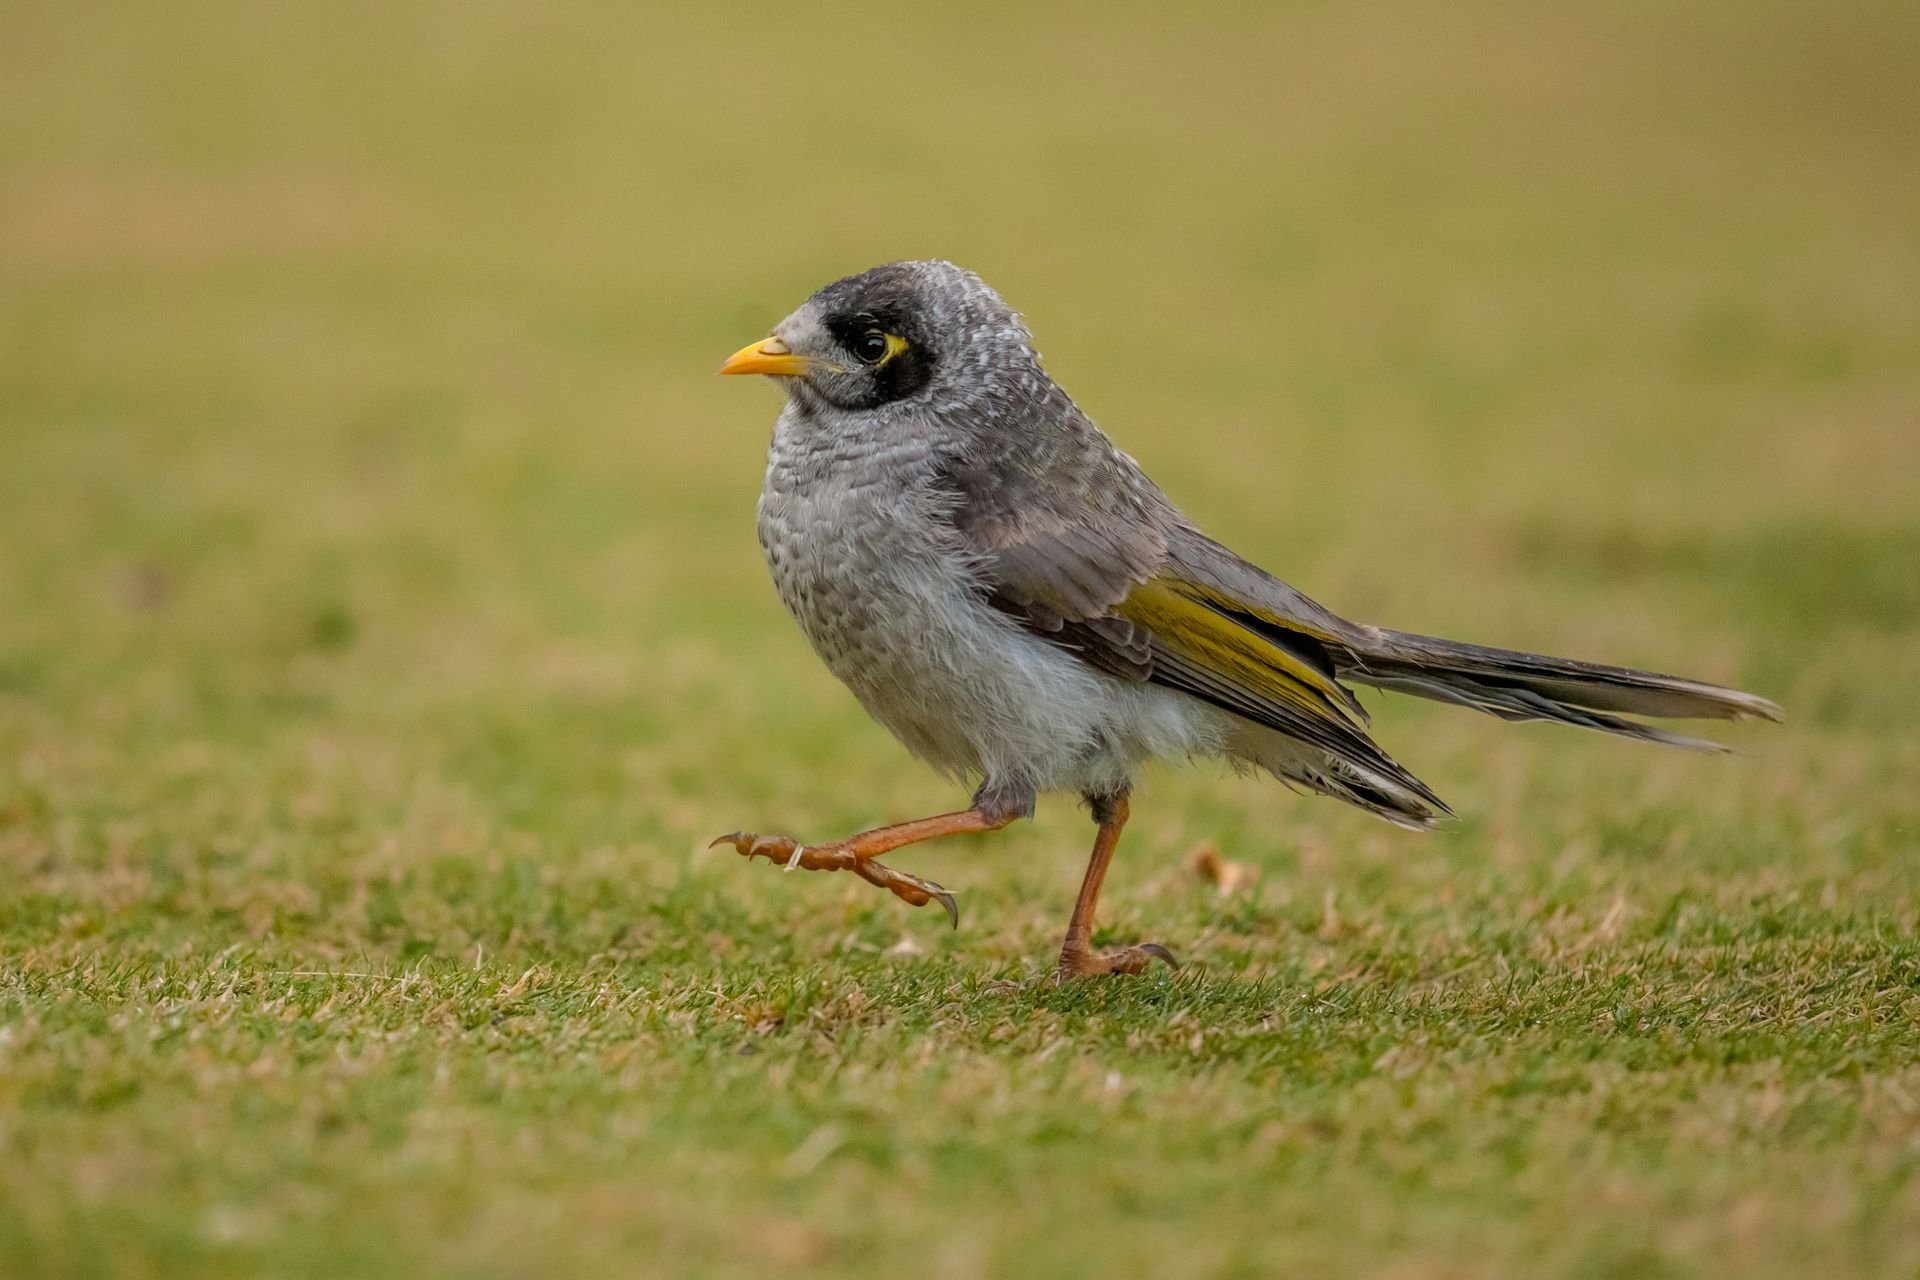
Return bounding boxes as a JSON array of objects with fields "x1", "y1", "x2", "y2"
[{"x1": 813, "y1": 307, "x2": 938, "y2": 410}]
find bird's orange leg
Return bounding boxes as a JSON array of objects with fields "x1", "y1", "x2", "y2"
[
  {"x1": 1054, "y1": 789, "x2": 1178, "y2": 977},
  {"x1": 710, "y1": 808, "x2": 1017, "y2": 927}
]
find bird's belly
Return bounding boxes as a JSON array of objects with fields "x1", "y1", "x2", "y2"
[{"x1": 757, "y1": 485, "x2": 1217, "y2": 793}]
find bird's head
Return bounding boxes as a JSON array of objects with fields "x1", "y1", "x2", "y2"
[{"x1": 719, "y1": 260, "x2": 1038, "y2": 413}]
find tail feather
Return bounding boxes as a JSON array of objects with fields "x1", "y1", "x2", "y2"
[
  {"x1": 1341, "y1": 628, "x2": 1783, "y2": 750},
  {"x1": 1226, "y1": 724, "x2": 1452, "y2": 831}
]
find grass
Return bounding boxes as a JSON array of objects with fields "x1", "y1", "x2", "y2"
[{"x1": 3, "y1": 1, "x2": 1919, "y2": 1275}]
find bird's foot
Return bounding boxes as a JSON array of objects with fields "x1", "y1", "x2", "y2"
[
  {"x1": 709, "y1": 831, "x2": 959, "y2": 928},
  {"x1": 1053, "y1": 940, "x2": 1180, "y2": 979}
]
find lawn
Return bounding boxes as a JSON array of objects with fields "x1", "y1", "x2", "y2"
[{"x1": 3, "y1": 2, "x2": 1918, "y2": 1276}]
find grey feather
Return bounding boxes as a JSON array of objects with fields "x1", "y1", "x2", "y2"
[
  {"x1": 1344, "y1": 628, "x2": 1784, "y2": 723},
  {"x1": 1164, "y1": 526, "x2": 1780, "y2": 749}
]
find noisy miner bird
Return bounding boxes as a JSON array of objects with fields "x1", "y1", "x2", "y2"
[{"x1": 714, "y1": 260, "x2": 1780, "y2": 978}]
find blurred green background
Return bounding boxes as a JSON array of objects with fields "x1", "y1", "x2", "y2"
[{"x1": 3, "y1": 2, "x2": 1918, "y2": 1277}]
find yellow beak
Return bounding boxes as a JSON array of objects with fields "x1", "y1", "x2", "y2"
[{"x1": 718, "y1": 337, "x2": 813, "y2": 377}]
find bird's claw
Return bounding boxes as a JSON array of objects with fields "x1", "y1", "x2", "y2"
[
  {"x1": 1054, "y1": 941, "x2": 1181, "y2": 979},
  {"x1": 1135, "y1": 942, "x2": 1180, "y2": 970},
  {"x1": 710, "y1": 829, "x2": 959, "y2": 927},
  {"x1": 707, "y1": 832, "x2": 807, "y2": 863},
  {"x1": 930, "y1": 887, "x2": 959, "y2": 929},
  {"x1": 709, "y1": 830, "x2": 821, "y2": 866},
  {"x1": 862, "y1": 868, "x2": 960, "y2": 929}
]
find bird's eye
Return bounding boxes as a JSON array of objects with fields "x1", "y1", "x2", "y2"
[{"x1": 852, "y1": 330, "x2": 893, "y2": 364}]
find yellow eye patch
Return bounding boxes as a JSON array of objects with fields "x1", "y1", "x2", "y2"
[{"x1": 849, "y1": 327, "x2": 911, "y2": 367}]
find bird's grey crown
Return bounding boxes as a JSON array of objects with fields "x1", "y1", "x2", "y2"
[
  {"x1": 776, "y1": 260, "x2": 1050, "y2": 418},
  {"x1": 806, "y1": 260, "x2": 1027, "y2": 356}
]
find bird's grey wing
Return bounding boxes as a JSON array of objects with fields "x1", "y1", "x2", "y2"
[
  {"x1": 930, "y1": 452, "x2": 1370, "y2": 710},
  {"x1": 936, "y1": 453, "x2": 1394, "y2": 713},
  {"x1": 931, "y1": 448, "x2": 1169, "y2": 681},
  {"x1": 930, "y1": 454, "x2": 1446, "y2": 822},
  {"x1": 925, "y1": 441, "x2": 1159, "y2": 679},
  {"x1": 935, "y1": 447, "x2": 1169, "y2": 618}
]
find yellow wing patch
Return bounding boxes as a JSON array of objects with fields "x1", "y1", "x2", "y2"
[
  {"x1": 1115, "y1": 578, "x2": 1365, "y2": 727},
  {"x1": 1168, "y1": 578, "x2": 1347, "y2": 647}
]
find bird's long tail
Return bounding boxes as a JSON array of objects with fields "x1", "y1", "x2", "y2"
[{"x1": 1338, "y1": 628, "x2": 1783, "y2": 752}]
